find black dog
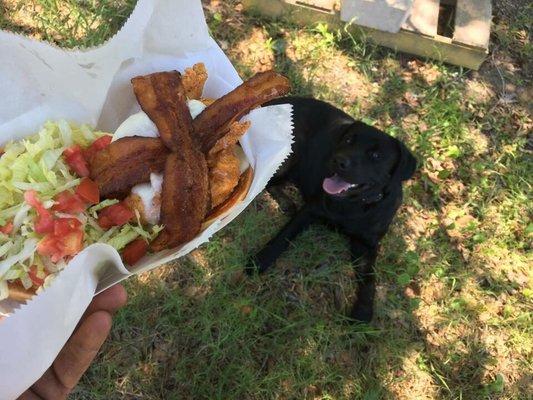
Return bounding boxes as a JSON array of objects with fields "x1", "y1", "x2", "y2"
[{"x1": 246, "y1": 97, "x2": 417, "y2": 322}]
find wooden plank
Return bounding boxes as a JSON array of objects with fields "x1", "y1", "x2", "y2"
[
  {"x1": 402, "y1": 0, "x2": 440, "y2": 37},
  {"x1": 367, "y1": 27, "x2": 487, "y2": 70},
  {"x1": 242, "y1": 0, "x2": 488, "y2": 70},
  {"x1": 453, "y1": 0, "x2": 492, "y2": 48},
  {"x1": 286, "y1": 0, "x2": 337, "y2": 13},
  {"x1": 341, "y1": 0, "x2": 414, "y2": 33},
  {"x1": 243, "y1": 0, "x2": 339, "y2": 23}
]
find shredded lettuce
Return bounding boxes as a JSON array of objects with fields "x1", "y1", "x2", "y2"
[
  {"x1": 0, "y1": 121, "x2": 157, "y2": 294},
  {"x1": 41, "y1": 149, "x2": 63, "y2": 170},
  {"x1": 88, "y1": 199, "x2": 120, "y2": 216},
  {"x1": 0, "y1": 204, "x2": 25, "y2": 223},
  {"x1": 13, "y1": 205, "x2": 31, "y2": 233},
  {"x1": 0, "y1": 242, "x2": 13, "y2": 258},
  {"x1": 12, "y1": 181, "x2": 53, "y2": 192},
  {"x1": 133, "y1": 224, "x2": 164, "y2": 241},
  {"x1": 2, "y1": 267, "x2": 23, "y2": 281},
  {"x1": 0, "y1": 121, "x2": 125, "y2": 290},
  {"x1": 105, "y1": 226, "x2": 140, "y2": 251},
  {"x1": 58, "y1": 119, "x2": 73, "y2": 147},
  {"x1": 0, "y1": 280, "x2": 8, "y2": 301},
  {"x1": 0, "y1": 238, "x2": 38, "y2": 279}
]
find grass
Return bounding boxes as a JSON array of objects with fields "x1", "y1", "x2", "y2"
[{"x1": 1, "y1": 0, "x2": 532, "y2": 399}]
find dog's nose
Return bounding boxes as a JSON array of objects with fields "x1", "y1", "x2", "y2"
[{"x1": 334, "y1": 154, "x2": 351, "y2": 171}]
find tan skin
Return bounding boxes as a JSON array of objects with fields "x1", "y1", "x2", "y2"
[{"x1": 18, "y1": 285, "x2": 127, "y2": 400}]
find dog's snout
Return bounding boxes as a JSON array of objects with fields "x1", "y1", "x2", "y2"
[{"x1": 334, "y1": 154, "x2": 351, "y2": 171}]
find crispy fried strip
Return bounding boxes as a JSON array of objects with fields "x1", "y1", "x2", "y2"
[
  {"x1": 89, "y1": 137, "x2": 169, "y2": 199},
  {"x1": 207, "y1": 121, "x2": 250, "y2": 208},
  {"x1": 132, "y1": 71, "x2": 195, "y2": 152},
  {"x1": 151, "y1": 151, "x2": 209, "y2": 251},
  {"x1": 204, "y1": 167, "x2": 254, "y2": 228},
  {"x1": 201, "y1": 98, "x2": 216, "y2": 106},
  {"x1": 209, "y1": 120, "x2": 251, "y2": 156},
  {"x1": 208, "y1": 148, "x2": 241, "y2": 208},
  {"x1": 193, "y1": 71, "x2": 290, "y2": 153},
  {"x1": 183, "y1": 63, "x2": 208, "y2": 100},
  {"x1": 133, "y1": 71, "x2": 210, "y2": 250}
]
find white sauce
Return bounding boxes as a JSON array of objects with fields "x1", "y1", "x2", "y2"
[
  {"x1": 112, "y1": 112, "x2": 159, "y2": 142},
  {"x1": 131, "y1": 173, "x2": 164, "y2": 225},
  {"x1": 187, "y1": 99, "x2": 207, "y2": 119}
]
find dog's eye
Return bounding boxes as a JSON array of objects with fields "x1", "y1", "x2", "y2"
[
  {"x1": 344, "y1": 135, "x2": 352, "y2": 144},
  {"x1": 370, "y1": 151, "x2": 380, "y2": 160}
]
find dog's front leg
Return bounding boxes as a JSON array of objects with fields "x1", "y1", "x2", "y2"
[
  {"x1": 349, "y1": 237, "x2": 378, "y2": 323},
  {"x1": 267, "y1": 184, "x2": 297, "y2": 215},
  {"x1": 246, "y1": 205, "x2": 315, "y2": 274}
]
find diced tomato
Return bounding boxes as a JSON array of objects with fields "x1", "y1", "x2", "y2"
[
  {"x1": 34, "y1": 215, "x2": 55, "y2": 234},
  {"x1": 54, "y1": 218, "x2": 82, "y2": 236},
  {"x1": 75, "y1": 178, "x2": 100, "y2": 205},
  {"x1": 83, "y1": 135, "x2": 112, "y2": 161},
  {"x1": 37, "y1": 236, "x2": 64, "y2": 263},
  {"x1": 28, "y1": 265, "x2": 45, "y2": 287},
  {"x1": 122, "y1": 239, "x2": 148, "y2": 266},
  {"x1": 53, "y1": 191, "x2": 86, "y2": 214},
  {"x1": 0, "y1": 221, "x2": 13, "y2": 235},
  {"x1": 97, "y1": 215, "x2": 113, "y2": 230},
  {"x1": 37, "y1": 230, "x2": 84, "y2": 263},
  {"x1": 24, "y1": 190, "x2": 45, "y2": 210},
  {"x1": 63, "y1": 145, "x2": 90, "y2": 177},
  {"x1": 25, "y1": 191, "x2": 55, "y2": 234},
  {"x1": 61, "y1": 230, "x2": 84, "y2": 257},
  {"x1": 98, "y1": 202, "x2": 134, "y2": 230}
]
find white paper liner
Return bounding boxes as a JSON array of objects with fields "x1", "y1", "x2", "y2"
[{"x1": 0, "y1": 0, "x2": 293, "y2": 398}]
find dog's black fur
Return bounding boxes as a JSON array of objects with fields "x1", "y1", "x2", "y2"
[{"x1": 246, "y1": 97, "x2": 417, "y2": 322}]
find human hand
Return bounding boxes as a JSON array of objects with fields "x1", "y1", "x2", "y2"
[{"x1": 18, "y1": 284, "x2": 127, "y2": 400}]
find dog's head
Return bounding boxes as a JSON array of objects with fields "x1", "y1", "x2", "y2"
[{"x1": 323, "y1": 122, "x2": 417, "y2": 202}]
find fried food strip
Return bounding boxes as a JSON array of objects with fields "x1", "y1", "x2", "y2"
[
  {"x1": 206, "y1": 121, "x2": 250, "y2": 207},
  {"x1": 201, "y1": 98, "x2": 216, "y2": 106},
  {"x1": 133, "y1": 71, "x2": 210, "y2": 250},
  {"x1": 89, "y1": 137, "x2": 169, "y2": 199},
  {"x1": 209, "y1": 120, "x2": 251, "y2": 156},
  {"x1": 193, "y1": 71, "x2": 291, "y2": 153},
  {"x1": 151, "y1": 151, "x2": 209, "y2": 251},
  {"x1": 132, "y1": 71, "x2": 195, "y2": 152},
  {"x1": 204, "y1": 167, "x2": 254, "y2": 228},
  {"x1": 209, "y1": 148, "x2": 241, "y2": 208},
  {"x1": 183, "y1": 63, "x2": 208, "y2": 100}
]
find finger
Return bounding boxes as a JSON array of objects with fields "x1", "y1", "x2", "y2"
[
  {"x1": 17, "y1": 390, "x2": 42, "y2": 400},
  {"x1": 31, "y1": 311, "x2": 112, "y2": 400},
  {"x1": 85, "y1": 284, "x2": 127, "y2": 316},
  {"x1": 55, "y1": 311, "x2": 112, "y2": 389}
]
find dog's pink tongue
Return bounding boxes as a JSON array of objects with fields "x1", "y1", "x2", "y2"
[{"x1": 323, "y1": 175, "x2": 352, "y2": 195}]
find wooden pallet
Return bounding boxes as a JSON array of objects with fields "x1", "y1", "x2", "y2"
[{"x1": 242, "y1": 0, "x2": 492, "y2": 70}]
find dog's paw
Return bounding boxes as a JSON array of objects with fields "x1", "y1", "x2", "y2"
[
  {"x1": 278, "y1": 201, "x2": 297, "y2": 215},
  {"x1": 349, "y1": 303, "x2": 373, "y2": 323},
  {"x1": 245, "y1": 251, "x2": 276, "y2": 276}
]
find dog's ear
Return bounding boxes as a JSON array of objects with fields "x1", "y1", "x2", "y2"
[{"x1": 392, "y1": 139, "x2": 417, "y2": 182}]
